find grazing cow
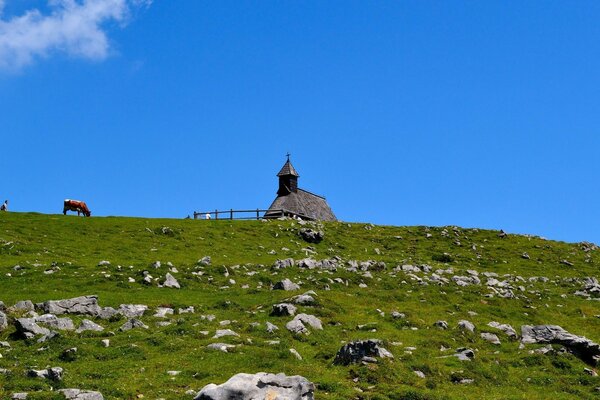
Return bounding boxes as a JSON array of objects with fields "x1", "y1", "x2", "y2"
[{"x1": 63, "y1": 199, "x2": 91, "y2": 217}]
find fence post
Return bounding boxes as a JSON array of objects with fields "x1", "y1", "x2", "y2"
[
  {"x1": 215, "y1": 210, "x2": 218, "y2": 220},
  {"x1": 230, "y1": 209, "x2": 233, "y2": 220},
  {"x1": 193, "y1": 212, "x2": 197, "y2": 220},
  {"x1": 256, "y1": 209, "x2": 259, "y2": 220}
]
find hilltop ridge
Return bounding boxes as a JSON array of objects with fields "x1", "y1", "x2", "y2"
[{"x1": 0, "y1": 212, "x2": 598, "y2": 399}]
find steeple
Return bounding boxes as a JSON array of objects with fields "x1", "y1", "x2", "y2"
[{"x1": 277, "y1": 154, "x2": 299, "y2": 195}]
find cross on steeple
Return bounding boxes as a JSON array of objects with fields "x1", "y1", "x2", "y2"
[{"x1": 286, "y1": 152, "x2": 291, "y2": 161}]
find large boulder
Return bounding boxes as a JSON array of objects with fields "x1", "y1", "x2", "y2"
[
  {"x1": 521, "y1": 325, "x2": 600, "y2": 365},
  {"x1": 333, "y1": 339, "x2": 393, "y2": 365},
  {"x1": 194, "y1": 372, "x2": 314, "y2": 400},
  {"x1": 38, "y1": 296, "x2": 101, "y2": 316}
]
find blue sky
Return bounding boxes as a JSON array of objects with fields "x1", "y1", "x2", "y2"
[{"x1": 1, "y1": 1, "x2": 599, "y2": 244}]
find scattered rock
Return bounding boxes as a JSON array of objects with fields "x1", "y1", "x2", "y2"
[
  {"x1": 521, "y1": 325, "x2": 600, "y2": 365},
  {"x1": 15, "y1": 318, "x2": 52, "y2": 339},
  {"x1": 299, "y1": 228, "x2": 324, "y2": 244},
  {"x1": 119, "y1": 319, "x2": 148, "y2": 331},
  {"x1": 206, "y1": 343, "x2": 236, "y2": 352},
  {"x1": 481, "y1": 332, "x2": 501, "y2": 345},
  {"x1": 27, "y1": 367, "x2": 63, "y2": 381},
  {"x1": 434, "y1": 320, "x2": 449, "y2": 330},
  {"x1": 487, "y1": 321, "x2": 518, "y2": 339},
  {"x1": 290, "y1": 348, "x2": 303, "y2": 360},
  {"x1": 271, "y1": 303, "x2": 297, "y2": 317},
  {"x1": 453, "y1": 348, "x2": 475, "y2": 361},
  {"x1": 59, "y1": 389, "x2": 104, "y2": 400},
  {"x1": 198, "y1": 256, "x2": 211, "y2": 266},
  {"x1": 154, "y1": 307, "x2": 174, "y2": 318},
  {"x1": 286, "y1": 314, "x2": 322, "y2": 335},
  {"x1": 273, "y1": 258, "x2": 295, "y2": 269},
  {"x1": 273, "y1": 278, "x2": 300, "y2": 291},
  {"x1": 333, "y1": 339, "x2": 393, "y2": 365},
  {"x1": 194, "y1": 372, "x2": 315, "y2": 400},
  {"x1": 13, "y1": 300, "x2": 35, "y2": 312},
  {"x1": 0, "y1": 311, "x2": 7, "y2": 331},
  {"x1": 414, "y1": 370, "x2": 426, "y2": 378},
  {"x1": 163, "y1": 273, "x2": 180, "y2": 289},
  {"x1": 213, "y1": 329, "x2": 239, "y2": 339},
  {"x1": 118, "y1": 304, "x2": 148, "y2": 318},
  {"x1": 458, "y1": 320, "x2": 475, "y2": 333},
  {"x1": 76, "y1": 319, "x2": 104, "y2": 333}
]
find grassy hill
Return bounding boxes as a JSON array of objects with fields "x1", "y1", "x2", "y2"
[{"x1": 0, "y1": 212, "x2": 598, "y2": 399}]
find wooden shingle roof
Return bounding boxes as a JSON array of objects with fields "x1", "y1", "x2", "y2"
[
  {"x1": 277, "y1": 160, "x2": 299, "y2": 177},
  {"x1": 265, "y1": 189, "x2": 337, "y2": 221}
]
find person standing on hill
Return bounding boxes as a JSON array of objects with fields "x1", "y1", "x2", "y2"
[{"x1": 0, "y1": 200, "x2": 8, "y2": 211}]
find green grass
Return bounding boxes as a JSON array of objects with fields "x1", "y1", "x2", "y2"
[{"x1": 0, "y1": 212, "x2": 599, "y2": 399}]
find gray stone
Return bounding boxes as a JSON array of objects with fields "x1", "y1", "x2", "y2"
[
  {"x1": 290, "y1": 294, "x2": 316, "y2": 305},
  {"x1": 271, "y1": 303, "x2": 297, "y2": 317},
  {"x1": 38, "y1": 296, "x2": 101, "y2": 317},
  {"x1": 266, "y1": 322, "x2": 279, "y2": 333},
  {"x1": 0, "y1": 311, "x2": 7, "y2": 331},
  {"x1": 163, "y1": 273, "x2": 180, "y2": 289},
  {"x1": 481, "y1": 332, "x2": 501, "y2": 345},
  {"x1": 36, "y1": 314, "x2": 75, "y2": 330},
  {"x1": 27, "y1": 367, "x2": 63, "y2": 381},
  {"x1": 118, "y1": 304, "x2": 148, "y2": 318},
  {"x1": 458, "y1": 320, "x2": 475, "y2": 333},
  {"x1": 453, "y1": 348, "x2": 475, "y2": 361},
  {"x1": 198, "y1": 256, "x2": 211, "y2": 266},
  {"x1": 297, "y1": 258, "x2": 317, "y2": 269},
  {"x1": 59, "y1": 389, "x2": 104, "y2": 400},
  {"x1": 14, "y1": 300, "x2": 34, "y2": 312},
  {"x1": 194, "y1": 372, "x2": 314, "y2": 400},
  {"x1": 391, "y1": 311, "x2": 406, "y2": 319},
  {"x1": 333, "y1": 339, "x2": 393, "y2": 365},
  {"x1": 76, "y1": 319, "x2": 104, "y2": 333},
  {"x1": 273, "y1": 278, "x2": 300, "y2": 291},
  {"x1": 286, "y1": 314, "x2": 322, "y2": 335},
  {"x1": 487, "y1": 321, "x2": 518, "y2": 339},
  {"x1": 273, "y1": 258, "x2": 295, "y2": 269},
  {"x1": 299, "y1": 228, "x2": 324, "y2": 244},
  {"x1": 213, "y1": 329, "x2": 239, "y2": 339},
  {"x1": 434, "y1": 320, "x2": 448, "y2": 330},
  {"x1": 12, "y1": 393, "x2": 28, "y2": 399},
  {"x1": 521, "y1": 325, "x2": 600, "y2": 365},
  {"x1": 154, "y1": 307, "x2": 174, "y2": 318},
  {"x1": 119, "y1": 319, "x2": 148, "y2": 331},
  {"x1": 206, "y1": 343, "x2": 236, "y2": 352},
  {"x1": 15, "y1": 318, "x2": 51, "y2": 339}
]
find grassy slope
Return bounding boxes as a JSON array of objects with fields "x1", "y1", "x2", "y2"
[{"x1": 0, "y1": 212, "x2": 598, "y2": 399}]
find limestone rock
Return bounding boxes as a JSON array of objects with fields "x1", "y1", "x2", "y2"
[
  {"x1": 487, "y1": 321, "x2": 518, "y2": 339},
  {"x1": 521, "y1": 325, "x2": 600, "y2": 365},
  {"x1": 118, "y1": 304, "x2": 148, "y2": 318},
  {"x1": 299, "y1": 228, "x2": 324, "y2": 244},
  {"x1": 273, "y1": 278, "x2": 300, "y2": 291},
  {"x1": 38, "y1": 296, "x2": 101, "y2": 316},
  {"x1": 194, "y1": 372, "x2": 314, "y2": 400},
  {"x1": 333, "y1": 339, "x2": 393, "y2": 365},
  {"x1": 273, "y1": 258, "x2": 295, "y2": 269},
  {"x1": 76, "y1": 319, "x2": 104, "y2": 333},
  {"x1": 119, "y1": 319, "x2": 148, "y2": 331},
  {"x1": 271, "y1": 303, "x2": 297, "y2": 317},
  {"x1": 15, "y1": 318, "x2": 52, "y2": 339},
  {"x1": 0, "y1": 311, "x2": 7, "y2": 331},
  {"x1": 481, "y1": 332, "x2": 501, "y2": 345},
  {"x1": 163, "y1": 273, "x2": 180, "y2": 289},
  {"x1": 27, "y1": 367, "x2": 63, "y2": 381},
  {"x1": 458, "y1": 320, "x2": 475, "y2": 333},
  {"x1": 286, "y1": 314, "x2": 322, "y2": 335},
  {"x1": 59, "y1": 389, "x2": 104, "y2": 400}
]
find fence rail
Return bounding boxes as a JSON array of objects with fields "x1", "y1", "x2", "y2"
[
  {"x1": 193, "y1": 208, "x2": 313, "y2": 221},
  {"x1": 193, "y1": 209, "x2": 284, "y2": 220}
]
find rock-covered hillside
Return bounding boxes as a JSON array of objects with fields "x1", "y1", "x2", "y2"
[{"x1": 0, "y1": 212, "x2": 598, "y2": 399}]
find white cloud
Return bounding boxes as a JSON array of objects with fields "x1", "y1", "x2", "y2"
[{"x1": 0, "y1": 0, "x2": 152, "y2": 70}]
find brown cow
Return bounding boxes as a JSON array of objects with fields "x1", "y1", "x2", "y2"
[{"x1": 63, "y1": 199, "x2": 91, "y2": 217}]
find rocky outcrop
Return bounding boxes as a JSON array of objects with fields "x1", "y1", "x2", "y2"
[
  {"x1": 27, "y1": 367, "x2": 63, "y2": 381},
  {"x1": 38, "y1": 296, "x2": 101, "y2": 316},
  {"x1": 521, "y1": 325, "x2": 600, "y2": 365},
  {"x1": 15, "y1": 318, "x2": 52, "y2": 339},
  {"x1": 333, "y1": 339, "x2": 393, "y2": 365},
  {"x1": 194, "y1": 372, "x2": 314, "y2": 400}
]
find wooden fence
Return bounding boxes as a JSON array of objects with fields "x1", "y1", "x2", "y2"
[{"x1": 193, "y1": 209, "x2": 312, "y2": 221}]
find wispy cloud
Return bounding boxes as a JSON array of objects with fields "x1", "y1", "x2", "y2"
[{"x1": 0, "y1": 0, "x2": 152, "y2": 71}]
